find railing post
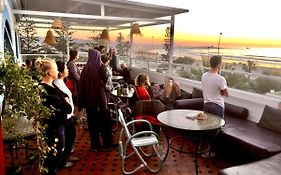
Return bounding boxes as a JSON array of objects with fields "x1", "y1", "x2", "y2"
[
  {"x1": 129, "y1": 22, "x2": 133, "y2": 68},
  {"x1": 66, "y1": 26, "x2": 70, "y2": 62},
  {"x1": 168, "y1": 15, "x2": 175, "y2": 76}
]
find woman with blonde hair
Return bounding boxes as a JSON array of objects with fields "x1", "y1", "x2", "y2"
[{"x1": 35, "y1": 58, "x2": 73, "y2": 174}]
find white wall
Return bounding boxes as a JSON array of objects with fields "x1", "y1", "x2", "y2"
[{"x1": 131, "y1": 67, "x2": 281, "y2": 123}]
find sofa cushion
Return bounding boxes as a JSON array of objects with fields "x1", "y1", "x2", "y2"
[
  {"x1": 219, "y1": 152, "x2": 281, "y2": 175},
  {"x1": 192, "y1": 88, "x2": 203, "y2": 98},
  {"x1": 225, "y1": 103, "x2": 248, "y2": 119},
  {"x1": 173, "y1": 98, "x2": 204, "y2": 110},
  {"x1": 181, "y1": 90, "x2": 192, "y2": 99},
  {"x1": 258, "y1": 105, "x2": 281, "y2": 134}
]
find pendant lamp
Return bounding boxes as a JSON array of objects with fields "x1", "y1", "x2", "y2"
[
  {"x1": 52, "y1": 18, "x2": 63, "y2": 29},
  {"x1": 130, "y1": 23, "x2": 141, "y2": 35},
  {"x1": 44, "y1": 30, "x2": 57, "y2": 46},
  {"x1": 101, "y1": 29, "x2": 110, "y2": 41}
]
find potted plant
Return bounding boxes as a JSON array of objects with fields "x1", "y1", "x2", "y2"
[{"x1": 0, "y1": 53, "x2": 51, "y2": 173}]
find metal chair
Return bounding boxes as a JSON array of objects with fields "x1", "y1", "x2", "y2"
[{"x1": 118, "y1": 109, "x2": 164, "y2": 174}]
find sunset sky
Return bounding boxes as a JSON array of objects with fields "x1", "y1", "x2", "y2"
[
  {"x1": 131, "y1": 0, "x2": 281, "y2": 48},
  {"x1": 37, "y1": 0, "x2": 281, "y2": 49}
]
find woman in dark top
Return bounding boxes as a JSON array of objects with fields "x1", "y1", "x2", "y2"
[
  {"x1": 108, "y1": 48, "x2": 118, "y2": 75},
  {"x1": 35, "y1": 58, "x2": 72, "y2": 175},
  {"x1": 67, "y1": 49, "x2": 80, "y2": 123},
  {"x1": 78, "y1": 49, "x2": 115, "y2": 152},
  {"x1": 99, "y1": 54, "x2": 113, "y2": 102},
  {"x1": 67, "y1": 49, "x2": 80, "y2": 97}
]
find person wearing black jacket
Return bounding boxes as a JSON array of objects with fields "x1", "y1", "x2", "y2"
[{"x1": 35, "y1": 58, "x2": 72, "y2": 175}]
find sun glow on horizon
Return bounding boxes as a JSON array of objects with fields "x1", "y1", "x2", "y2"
[{"x1": 36, "y1": 0, "x2": 281, "y2": 50}]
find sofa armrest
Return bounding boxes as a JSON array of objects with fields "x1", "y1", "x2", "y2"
[{"x1": 173, "y1": 98, "x2": 204, "y2": 110}]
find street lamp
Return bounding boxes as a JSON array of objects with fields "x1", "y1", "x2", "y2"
[{"x1": 218, "y1": 32, "x2": 222, "y2": 55}]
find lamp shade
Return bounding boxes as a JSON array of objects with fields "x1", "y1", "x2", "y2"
[
  {"x1": 52, "y1": 18, "x2": 63, "y2": 29},
  {"x1": 130, "y1": 23, "x2": 141, "y2": 35},
  {"x1": 101, "y1": 29, "x2": 110, "y2": 40},
  {"x1": 44, "y1": 30, "x2": 57, "y2": 46}
]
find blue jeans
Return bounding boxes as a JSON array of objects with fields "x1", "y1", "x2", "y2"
[{"x1": 204, "y1": 102, "x2": 224, "y2": 118}]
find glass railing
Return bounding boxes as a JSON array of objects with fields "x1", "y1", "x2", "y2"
[
  {"x1": 21, "y1": 53, "x2": 281, "y2": 99},
  {"x1": 119, "y1": 55, "x2": 281, "y2": 99}
]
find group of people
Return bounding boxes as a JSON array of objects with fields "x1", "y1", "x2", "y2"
[
  {"x1": 29, "y1": 45, "x2": 228, "y2": 175},
  {"x1": 30, "y1": 45, "x2": 127, "y2": 174},
  {"x1": 35, "y1": 58, "x2": 79, "y2": 175},
  {"x1": 132, "y1": 55, "x2": 229, "y2": 119},
  {"x1": 130, "y1": 73, "x2": 182, "y2": 107}
]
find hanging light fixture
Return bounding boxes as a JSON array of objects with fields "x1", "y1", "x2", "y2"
[
  {"x1": 100, "y1": 29, "x2": 110, "y2": 41},
  {"x1": 44, "y1": 30, "x2": 57, "y2": 46},
  {"x1": 130, "y1": 23, "x2": 141, "y2": 35},
  {"x1": 52, "y1": 18, "x2": 63, "y2": 30}
]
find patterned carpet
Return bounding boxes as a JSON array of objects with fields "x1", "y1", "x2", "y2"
[{"x1": 4, "y1": 125, "x2": 232, "y2": 175}]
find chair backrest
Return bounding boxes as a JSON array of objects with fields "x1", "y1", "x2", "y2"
[
  {"x1": 133, "y1": 99, "x2": 165, "y2": 117},
  {"x1": 112, "y1": 82, "x2": 120, "y2": 90},
  {"x1": 118, "y1": 109, "x2": 131, "y2": 137}
]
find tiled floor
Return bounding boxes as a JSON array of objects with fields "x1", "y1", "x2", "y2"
[{"x1": 4, "y1": 126, "x2": 232, "y2": 175}]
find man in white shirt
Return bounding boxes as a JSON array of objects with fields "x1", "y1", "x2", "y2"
[{"x1": 201, "y1": 55, "x2": 229, "y2": 118}]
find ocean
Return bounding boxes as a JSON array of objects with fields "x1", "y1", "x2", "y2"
[{"x1": 149, "y1": 47, "x2": 281, "y2": 67}]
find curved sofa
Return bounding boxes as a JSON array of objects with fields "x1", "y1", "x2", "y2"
[{"x1": 173, "y1": 88, "x2": 281, "y2": 175}]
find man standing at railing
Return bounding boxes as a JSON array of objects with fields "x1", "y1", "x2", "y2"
[{"x1": 201, "y1": 55, "x2": 229, "y2": 118}]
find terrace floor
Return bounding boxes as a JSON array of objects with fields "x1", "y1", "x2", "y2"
[{"x1": 4, "y1": 124, "x2": 233, "y2": 175}]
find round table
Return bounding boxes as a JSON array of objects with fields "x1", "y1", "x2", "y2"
[
  {"x1": 2, "y1": 117, "x2": 35, "y2": 171},
  {"x1": 157, "y1": 109, "x2": 225, "y2": 175},
  {"x1": 112, "y1": 75, "x2": 123, "y2": 81},
  {"x1": 111, "y1": 88, "x2": 134, "y2": 98},
  {"x1": 157, "y1": 109, "x2": 225, "y2": 131}
]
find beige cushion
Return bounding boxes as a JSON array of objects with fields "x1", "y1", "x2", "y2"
[{"x1": 258, "y1": 105, "x2": 281, "y2": 134}]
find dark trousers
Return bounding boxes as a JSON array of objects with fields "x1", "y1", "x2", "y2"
[
  {"x1": 204, "y1": 102, "x2": 224, "y2": 118},
  {"x1": 45, "y1": 125, "x2": 65, "y2": 175},
  {"x1": 203, "y1": 102, "x2": 224, "y2": 151},
  {"x1": 61, "y1": 117, "x2": 76, "y2": 164},
  {"x1": 86, "y1": 105, "x2": 113, "y2": 149}
]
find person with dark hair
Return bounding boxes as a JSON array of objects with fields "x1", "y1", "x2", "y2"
[
  {"x1": 35, "y1": 58, "x2": 73, "y2": 174},
  {"x1": 108, "y1": 48, "x2": 118, "y2": 74},
  {"x1": 67, "y1": 49, "x2": 81, "y2": 122},
  {"x1": 119, "y1": 63, "x2": 132, "y2": 84},
  {"x1": 78, "y1": 49, "x2": 116, "y2": 152},
  {"x1": 25, "y1": 59, "x2": 32, "y2": 69},
  {"x1": 67, "y1": 49, "x2": 80, "y2": 95},
  {"x1": 100, "y1": 54, "x2": 113, "y2": 99},
  {"x1": 29, "y1": 58, "x2": 40, "y2": 81},
  {"x1": 54, "y1": 61, "x2": 79, "y2": 167},
  {"x1": 98, "y1": 45, "x2": 105, "y2": 54},
  {"x1": 150, "y1": 82, "x2": 161, "y2": 98},
  {"x1": 201, "y1": 55, "x2": 229, "y2": 118}
]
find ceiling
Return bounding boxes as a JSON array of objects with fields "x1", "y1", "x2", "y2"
[{"x1": 12, "y1": 0, "x2": 189, "y2": 30}]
